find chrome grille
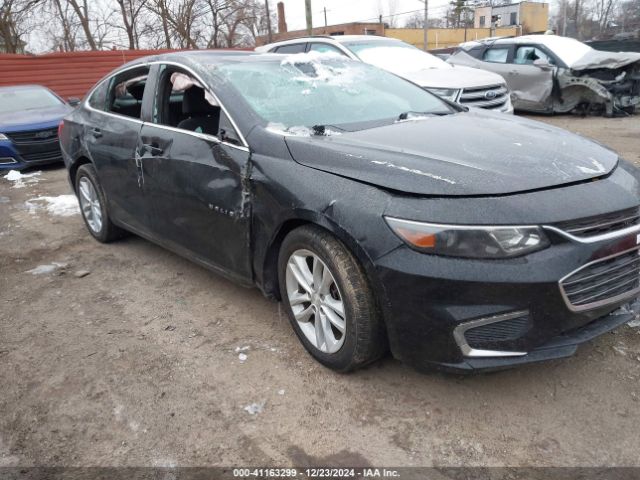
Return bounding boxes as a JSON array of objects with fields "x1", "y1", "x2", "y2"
[
  {"x1": 6, "y1": 127, "x2": 58, "y2": 144},
  {"x1": 560, "y1": 248, "x2": 640, "y2": 311},
  {"x1": 458, "y1": 84, "x2": 508, "y2": 110},
  {"x1": 554, "y1": 207, "x2": 640, "y2": 238}
]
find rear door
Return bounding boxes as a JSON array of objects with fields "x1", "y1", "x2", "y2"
[
  {"x1": 137, "y1": 63, "x2": 253, "y2": 282},
  {"x1": 84, "y1": 65, "x2": 153, "y2": 233}
]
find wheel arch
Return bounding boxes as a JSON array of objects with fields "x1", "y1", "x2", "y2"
[
  {"x1": 259, "y1": 211, "x2": 386, "y2": 308},
  {"x1": 69, "y1": 156, "x2": 94, "y2": 192}
]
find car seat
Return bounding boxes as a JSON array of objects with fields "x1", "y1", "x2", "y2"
[{"x1": 177, "y1": 87, "x2": 220, "y2": 135}]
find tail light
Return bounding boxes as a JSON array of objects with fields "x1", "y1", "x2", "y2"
[{"x1": 58, "y1": 120, "x2": 64, "y2": 138}]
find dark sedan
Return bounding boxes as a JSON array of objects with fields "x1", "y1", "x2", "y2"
[{"x1": 59, "y1": 51, "x2": 640, "y2": 373}]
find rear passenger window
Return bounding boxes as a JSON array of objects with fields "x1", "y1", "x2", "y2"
[
  {"x1": 275, "y1": 43, "x2": 307, "y2": 54},
  {"x1": 483, "y1": 48, "x2": 509, "y2": 63},
  {"x1": 106, "y1": 66, "x2": 150, "y2": 119}
]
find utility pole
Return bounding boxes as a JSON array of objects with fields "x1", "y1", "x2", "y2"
[
  {"x1": 324, "y1": 7, "x2": 327, "y2": 27},
  {"x1": 423, "y1": 0, "x2": 429, "y2": 51},
  {"x1": 561, "y1": 0, "x2": 567, "y2": 36},
  {"x1": 265, "y1": 0, "x2": 273, "y2": 43},
  {"x1": 305, "y1": 0, "x2": 313, "y2": 35}
]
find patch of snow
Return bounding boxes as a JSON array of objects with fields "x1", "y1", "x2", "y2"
[
  {"x1": 26, "y1": 262, "x2": 68, "y2": 275},
  {"x1": 265, "y1": 123, "x2": 341, "y2": 137},
  {"x1": 628, "y1": 319, "x2": 640, "y2": 328},
  {"x1": 266, "y1": 123, "x2": 312, "y2": 137},
  {"x1": 371, "y1": 160, "x2": 456, "y2": 184},
  {"x1": 238, "y1": 353, "x2": 248, "y2": 363},
  {"x1": 25, "y1": 195, "x2": 80, "y2": 217},
  {"x1": 244, "y1": 400, "x2": 265, "y2": 415},
  {"x1": 234, "y1": 345, "x2": 250, "y2": 352},
  {"x1": 3, "y1": 170, "x2": 41, "y2": 188},
  {"x1": 278, "y1": 389, "x2": 285, "y2": 395},
  {"x1": 394, "y1": 114, "x2": 432, "y2": 123}
]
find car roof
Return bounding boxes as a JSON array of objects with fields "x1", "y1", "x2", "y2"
[
  {"x1": 257, "y1": 35, "x2": 400, "y2": 49},
  {"x1": 461, "y1": 34, "x2": 590, "y2": 50}
]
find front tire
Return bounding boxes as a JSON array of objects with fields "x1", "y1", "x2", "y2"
[
  {"x1": 278, "y1": 225, "x2": 386, "y2": 372},
  {"x1": 75, "y1": 164, "x2": 125, "y2": 243}
]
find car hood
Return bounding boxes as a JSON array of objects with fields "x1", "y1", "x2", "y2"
[
  {"x1": 400, "y1": 65, "x2": 506, "y2": 89},
  {"x1": 0, "y1": 104, "x2": 71, "y2": 131},
  {"x1": 570, "y1": 49, "x2": 640, "y2": 70},
  {"x1": 283, "y1": 110, "x2": 618, "y2": 196}
]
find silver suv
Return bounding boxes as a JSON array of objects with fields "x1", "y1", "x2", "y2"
[{"x1": 256, "y1": 35, "x2": 514, "y2": 114}]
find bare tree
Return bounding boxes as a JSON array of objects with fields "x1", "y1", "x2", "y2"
[
  {"x1": 0, "y1": 0, "x2": 40, "y2": 53},
  {"x1": 64, "y1": 0, "x2": 97, "y2": 49},
  {"x1": 146, "y1": 0, "x2": 173, "y2": 48},
  {"x1": 114, "y1": 0, "x2": 147, "y2": 49},
  {"x1": 593, "y1": 0, "x2": 617, "y2": 34},
  {"x1": 50, "y1": 0, "x2": 79, "y2": 50}
]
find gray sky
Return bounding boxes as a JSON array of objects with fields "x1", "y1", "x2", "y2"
[{"x1": 274, "y1": 0, "x2": 457, "y2": 31}]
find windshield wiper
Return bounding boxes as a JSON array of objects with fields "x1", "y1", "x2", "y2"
[{"x1": 311, "y1": 124, "x2": 346, "y2": 136}]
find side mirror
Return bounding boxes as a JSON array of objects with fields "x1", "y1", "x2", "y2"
[
  {"x1": 533, "y1": 59, "x2": 552, "y2": 69},
  {"x1": 67, "y1": 97, "x2": 81, "y2": 107}
]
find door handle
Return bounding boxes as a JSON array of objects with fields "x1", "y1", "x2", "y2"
[
  {"x1": 90, "y1": 127, "x2": 102, "y2": 138},
  {"x1": 142, "y1": 143, "x2": 164, "y2": 155}
]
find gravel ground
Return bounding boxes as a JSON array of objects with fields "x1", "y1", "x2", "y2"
[{"x1": 1, "y1": 115, "x2": 639, "y2": 468}]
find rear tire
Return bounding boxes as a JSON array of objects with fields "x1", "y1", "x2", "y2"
[
  {"x1": 278, "y1": 225, "x2": 387, "y2": 372},
  {"x1": 75, "y1": 164, "x2": 126, "y2": 243}
]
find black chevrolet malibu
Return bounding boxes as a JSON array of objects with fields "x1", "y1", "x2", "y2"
[{"x1": 60, "y1": 51, "x2": 640, "y2": 373}]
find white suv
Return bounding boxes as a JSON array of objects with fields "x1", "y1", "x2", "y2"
[{"x1": 256, "y1": 35, "x2": 514, "y2": 114}]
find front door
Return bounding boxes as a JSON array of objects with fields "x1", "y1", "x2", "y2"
[{"x1": 138, "y1": 64, "x2": 252, "y2": 282}]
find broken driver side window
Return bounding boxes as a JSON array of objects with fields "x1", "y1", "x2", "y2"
[
  {"x1": 153, "y1": 65, "x2": 241, "y2": 143},
  {"x1": 514, "y1": 46, "x2": 554, "y2": 65}
]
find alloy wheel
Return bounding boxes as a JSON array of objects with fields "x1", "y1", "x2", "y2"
[
  {"x1": 285, "y1": 249, "x2": 347, "y2": 354},
  {"x1": 78, "y1": 177, "x2": 103, "y2": 233}
]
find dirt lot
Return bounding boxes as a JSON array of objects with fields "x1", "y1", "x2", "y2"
[{"x1": 1, "y1": 115, "x2": 640, "y2": 469}]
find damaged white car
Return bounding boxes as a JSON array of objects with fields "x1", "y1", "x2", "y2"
[{"x1": 448, "y1": 34, "x2": 640, "y2": 116}]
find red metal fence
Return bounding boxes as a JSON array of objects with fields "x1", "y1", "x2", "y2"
[{"x1": 0, "y1": 49, "x2": 245, "y2": 100}]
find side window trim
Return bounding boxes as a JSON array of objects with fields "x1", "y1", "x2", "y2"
[{"x1": 83, "y1": 61, "x2": 248, "y2": 151}]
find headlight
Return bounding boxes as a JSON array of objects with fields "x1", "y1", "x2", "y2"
[
  {"x1": 0, "y1": 133, "x2": 8, "y2": 141},
  {"x1": 385, "y1": 217, "x2": 549, "y2": 259},
  {"x1": 425, "y1": 88, "x2": 460, "y2": 102}
]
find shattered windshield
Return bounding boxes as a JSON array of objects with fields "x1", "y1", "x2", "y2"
[
  {"x1": 343, "y1": 39, "x2": 450, "y2": 73},
  {"x1": 216, "y1": 52, "x2": 454, "y2": 132}
]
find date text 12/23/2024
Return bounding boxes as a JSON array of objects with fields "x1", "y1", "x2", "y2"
[{"x1": 232, "y1": 468, "x2": 400, "y2": 478}]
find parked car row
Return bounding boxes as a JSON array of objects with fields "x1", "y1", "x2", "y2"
[{"x1": 3, "y1": 34, "x2": 637, "y2": 174}]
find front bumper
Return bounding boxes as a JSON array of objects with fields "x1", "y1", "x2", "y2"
[
  {"x1": 0, "y1": 130, "x2": 63, "y2": 171},
  {"x1": 373, "y1": 223, "x2": 640, "y2": 372}
]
